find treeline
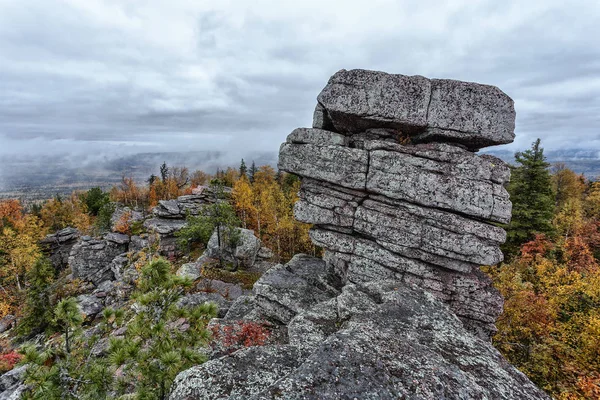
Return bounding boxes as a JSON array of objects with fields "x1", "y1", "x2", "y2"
[
  {"x1": 0, "y1": 160, "x2": 313, "y2": 319},
  {"x1": 488, "y1": 139, "x2": 600, "y2": 399}
]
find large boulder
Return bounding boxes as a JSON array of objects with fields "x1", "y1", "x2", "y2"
[
  {"x1": 68, "y1": 234, "x2": 129, "y2": 285},
  {"x1": 205, "y1": 227, "x2": 269, "y2": 269},
  {"x1": 316, "y1": 69, "x2": 515, "y2": 149},
  {"x1": 169, "y1": 70, "x2": 548, "y2": 399}
]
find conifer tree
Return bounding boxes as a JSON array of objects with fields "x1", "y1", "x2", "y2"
[
  {"x1": 160, "y1": 162, "x2": 169, "y2": 183},
  {"x1": 16, "y1": 257, "x2": 54, "y2": 337},
  {"x1": 239, "y1": 159, "x2": 247, "y2": 178},
  {"x1": 503, "y1": 139, "x2": 555, "y2": 257},
  {"x1": 108, "y1": 258, "x2": 216, "y2": 399},
  {"x1": 249, "y1": 161, "x2": 257, "y2": 183}
]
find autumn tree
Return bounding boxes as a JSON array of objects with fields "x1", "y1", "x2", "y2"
[
  {"x1": 110, "y1": 176, "x2": 148, "y2": 210},
  {"x1": 40, "y1": 193, "x2": 91, "y2": 233},
  {"x1": 232, "y1": 176, "x2": 255, "y2": 229},
  {"x1": 552, "y1": 164, "x2": 586, "y2": 209},
  {"x1": 190, "y1": 170, "x2": 210, "y2": 188}
]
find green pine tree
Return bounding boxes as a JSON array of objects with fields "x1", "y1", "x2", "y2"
[
  {"x1": 239, "y1": 159, "x2": 247, "y2": 179},
  {"x1": 16, "y1": 257, "x2": 55, "y2": 338},
  {"x1": 249, "y1": 161, "x2": 257, "y2": 183},
  {"x1": 503, "y1": 138, "x2": 555, "y2": 257},
  {"x1": 108, "y1": 258, "x2": 216, "y2": 399}
]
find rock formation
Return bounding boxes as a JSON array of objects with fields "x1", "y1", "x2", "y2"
[
  {"x1": 279, "y1": 69, "x2": 514, "y2": 339},
  {"x1": 40, "y1": 227, "x2": 80, "y2": 271},
  {"x1": 68, "y1": 232, "x2": 130, "y2": 285},
  {"x1": 170, "y1": 69, "x2": 550, "y2": 400},
  {"x1": 177, "y1": 227, "x2": 275, "y2": 281},
  {"x1": 144, "y1": 188, "x2": 227, "y2": 258}
]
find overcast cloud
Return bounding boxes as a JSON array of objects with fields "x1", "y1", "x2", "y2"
[{"x1": 1, "y1": 0, "x2": 599, "y2": 174}]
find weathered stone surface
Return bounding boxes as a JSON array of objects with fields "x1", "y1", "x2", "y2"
[
  {"x1": 312, "y1": 102, "x2": 334, "y2": 130},
  {"x1": 178, "y1": 292, "x2": 231, "y2": 318},
  {"x1": 68, "y1": 236, "x2": 128, "y2": 285},
  {"x1": 110, "y1": 206, "x2": 144, "y2": 232},
  {"x1": 317, "y1": 69, "x2": 431, "y2": 134},
  {"x1": 104, "y1": 232, "x2": 130, "y2": 245},
  {"x1": 170, "y1": 345, "x2": 308, "y2": 400},
  {"x1": 170, "y1": 272, "x2": 548, "y2": 400},
  {"x1": 40, "y1": 227, "x2": 80, "y2": 270},
  {"x1": 278, "y1": 143, "x2": 368, "y2": 190},
  {"x1": 253, "y1": 255, "x2": 341, "y2": 324},
  {"x1": 316, "y1": 69, "x2": 515, "y2": 149},
  {"x1": 76, "y1": 293, "x2": 104, "y2": 318},
  {"x1": 286, "y1": 127, "x2": 346, "y2": 146},
  {"x1": 0, "y1": 315, "x2": 15, "y2": 334},
  {"x1": 224, "y1": 295, "x2": 257, "y2": 320},
  {"x1": 128, "y1": 235, "x2": 149, "y2": 253},
  {"x1": 366, "y1": 145, "x2": 511, "y2": 223},
  {"x1": 205, "y1": 227, "x2": 264, "y2": 269},
  {"x1": 176, "y1": 262, "x2": 202, "y2": 281},
  {"x1": 423, "y1": 78, "x2": 516, "y2": 148},
  {"x1": 0, "y1": 365, "x2": 27, "y2": 400}
]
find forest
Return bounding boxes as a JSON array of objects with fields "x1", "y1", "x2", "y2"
[{"x1": 0, "y1": 142, "x2": 599, "y2": 399}]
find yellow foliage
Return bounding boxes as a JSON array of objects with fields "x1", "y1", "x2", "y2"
[{"x1": 40, "y1": 193, "x2": 91, "y2": 234}]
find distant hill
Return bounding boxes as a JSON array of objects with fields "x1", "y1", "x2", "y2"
[{"x1": 0, "y1": 150, "x2": 277, "y2": 201}]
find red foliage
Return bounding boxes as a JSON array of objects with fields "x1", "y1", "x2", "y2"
[
  {"x1": 211, "y1": 321, "x2": 271, "y2": 352},
  {"x1": 565, "y1": 235, "x2": 598, "y2": 273},
  {"x1": 0, "y1": 350, "x2": 22, "y2": 373},
  {"x1": 520, "y1": 234, "x2": 553, "y2": 260}
]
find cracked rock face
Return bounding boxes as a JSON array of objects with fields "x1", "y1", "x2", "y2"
[
  {"x1": 170, "y1": 258, "x2": 549, "y2": 400},
  {"x1": 170, "y1": 70, "x2": 548, "y2": 399},
  {"x1": 68, "y1": 235, "x2": 129, "y2": 285},
  {"x1": 277, "y1": 70, "x2": 515, "y2": 338}
]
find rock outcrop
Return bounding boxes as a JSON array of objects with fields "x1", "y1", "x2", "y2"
[
  {"x1": 40, "y1": 227, "x2": 80, "y2": 271},
  {"x1": 144, "y1": 189, "x2": 227, "y2": 258},
  {"x1": 68, "y1": 233, "x2": 129, "y2": 285},
  {"x1": 169, "y1": 69, "x2": 549, "y2": 399},
  {"x1": 171, "y1": 266, "x2": 548, "y2": 400},
  {"x1": 177, "y1": 227, "x2": 275, "y2": 280},
  {"x1": 278, "y1": 69, "x2": 514, "y2": 339}
]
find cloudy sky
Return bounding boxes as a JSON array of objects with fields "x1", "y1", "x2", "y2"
[{"x1": 1, "y1": 0, "x2": 599, "y2": 166}]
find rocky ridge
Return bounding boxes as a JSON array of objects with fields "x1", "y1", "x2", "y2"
[{"x1": 170, "y1": 69, "x2": 550, "y2": 399}]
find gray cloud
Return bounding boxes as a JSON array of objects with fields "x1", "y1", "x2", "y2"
[{"x1": 0, "y1": 0, "x2": 599, "y2": 183}]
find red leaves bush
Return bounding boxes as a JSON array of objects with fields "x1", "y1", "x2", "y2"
[
  {"x1": 211, "y1": 321, "x2": 271, "y2": 354},
  {"x1": 0, "y1": 350, "x2": 22, "y2": 373}
]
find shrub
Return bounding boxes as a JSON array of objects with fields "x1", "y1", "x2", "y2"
[{"x1": 0, "y1": 350, "x2": 22, "y2": 373}]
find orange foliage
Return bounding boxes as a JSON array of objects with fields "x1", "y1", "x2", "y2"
[
  {"x1": 113, "y1": 211, "x2": 132, "y2": 235},
  {"x1": 211, "y1": 321, "x2": 271, "y2": 354},
  {"x1": 110, "y1": 177, "x2": 148, "y2": 210},
  {"x1": 0, "y1": 200, "x2": 23, "y2": 229},
  {"x1": 40, "y1": 193, "x2": 91, "y2": 233}
]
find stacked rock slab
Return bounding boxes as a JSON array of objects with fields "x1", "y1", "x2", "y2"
[
  {"x1": 144, "y1": 188, "x2": 229, "y2": 258},
  {"x1": 279, "y1": 69, "x2": 515, "y2": 339}
]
